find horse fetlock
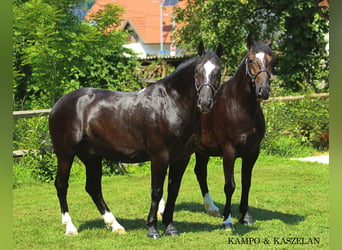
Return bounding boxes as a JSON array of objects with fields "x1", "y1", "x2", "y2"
[
  {"x1": 102, "y1": 212, "x2": 126, "y2": 233},
  {"x1": 62, "y1": 212, "x2": 78, "y2": 236},
  {"x1": 204, "y1": 193, "x2": 221, "y2": 217}
]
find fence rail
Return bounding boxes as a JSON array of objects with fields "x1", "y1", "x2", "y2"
[
  {"x1": 12, "y1": 93, "x2": 329, "y2": 119},
  {"x1": 13, "y1": 109, "x2": 51, "y2": 119},
  {"x1": 263, "y1": 93, "x2": 329, "y2": 103}
]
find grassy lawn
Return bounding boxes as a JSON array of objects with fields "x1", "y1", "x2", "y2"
[{"x1": 13, "y1": 155, "x2": 329, "y2": 249}]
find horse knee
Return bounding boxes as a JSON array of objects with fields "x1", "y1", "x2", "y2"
[
  {"x1": 224, "y1": 181, "x2": 235, "y2": 195},
  {"x1": 151, "y1": 187, "x2": 163, "y2": 201},
  {"x1": 55, "y1": 177, "x2": 68, "y2": 195}
]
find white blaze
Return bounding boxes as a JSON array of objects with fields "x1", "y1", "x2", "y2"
[
  {"x1": 255, "y1": 52, "x2": 265, "y2": 68},
  {"x1": 204, "y1": 60, "x2": 215, "y2": 82}
]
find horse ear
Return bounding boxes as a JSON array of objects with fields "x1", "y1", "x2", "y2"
[
  {"x1": 247, "y1": 33, "x2": 253, "y2": 49},
  {"x1": 198, "y1": 40, "x2": 205, "y2": 56},
  {"x1": 216, "y1": 43, "x2": 224, "y2": 58},
  {"x1": 266, "y1": 35, "x2": 273, "y2": 48}
]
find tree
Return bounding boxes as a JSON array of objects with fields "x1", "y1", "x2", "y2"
[
  {"x1": 174, "y1": 0, "x2": 329, "y2": 92},
  {"x1": 274, "y1": 0, "x2": 329, "y2": 92},
  {"x1": 13, "y1": 0, "x2": 140, "y2": 110}
]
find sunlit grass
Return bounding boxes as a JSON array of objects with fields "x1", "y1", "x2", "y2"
[{"x1": 13, "y1": 155, "x2": 329, "y2": 249}]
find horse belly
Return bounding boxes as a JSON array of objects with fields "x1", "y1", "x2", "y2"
[{"x1": 86, "y1": 117, "x2": 149, "y2": 162}]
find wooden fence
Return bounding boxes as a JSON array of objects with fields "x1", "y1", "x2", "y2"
[
  {"x1": 12, "y1": 92, "x2": 329, "y2": 156},
  {"x1": 12, "y1": 93, "x2": 329, "y2": 119}
]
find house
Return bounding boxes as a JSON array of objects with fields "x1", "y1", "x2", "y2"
[{"x1": 86, "y1": 0, "x2": 186, "y2": 58}]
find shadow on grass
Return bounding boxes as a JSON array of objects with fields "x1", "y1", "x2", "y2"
[
  {"x1": 78, "y1": 217, "x2": 220, "y2": 234},
  {"x1": 77, "y1": 202, "x2": 305, "y2": 235},
  {"x1": 175, "y1": 201, "x2": 306, "y2": 235},
  {"x1": 176, "y1": 201, "x2": 304, "y2": 224}
]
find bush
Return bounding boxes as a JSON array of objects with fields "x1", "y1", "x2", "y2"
[
  {"x1": 13, "y1": 115, "x2": 55, "y2": 184},
  {"x1": 261, "y1": 95, "x2": 329, "y2": 157}
]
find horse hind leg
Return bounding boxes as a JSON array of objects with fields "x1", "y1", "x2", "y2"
[
  {"x1": 146, "y1": 154, "x2": 169, "y2": 239},
  {"x1": 54, "y1": 153, "x2": 78, "y2": 235},
  {"x1": 162, "y1": 156, "x2": 191, "y2": 236},
  {"x1": 194, "y1": 153, "x2": 220, "y2": 217},
  {"x1": 80, "y1": 154, "x2": 126, "y2": 234}
]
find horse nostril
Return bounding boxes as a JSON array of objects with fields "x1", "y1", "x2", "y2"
[
  {"x1": 208, "y1": 99, "x2": 213, "y2": 108},
  {"x1": 258, "y1": 88, "x2": 263, "y2": 95}
]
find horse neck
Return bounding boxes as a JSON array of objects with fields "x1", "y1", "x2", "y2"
[
  {"x1": 223, "y1": 57, "x2": 260, "y2": 108},
  {"x1": 164, "y1": 61, "x2": 197, "y2": 101}
]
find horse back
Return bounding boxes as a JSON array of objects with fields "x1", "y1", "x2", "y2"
[
  {"x1": 49, "y1": 87, "x2": 146, "y2": 158},
  {"x1": 49, "y1": 86, "x2": 199, "y2": 163}
]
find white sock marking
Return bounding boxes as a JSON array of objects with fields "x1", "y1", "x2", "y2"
[
  {"x1": 203, "y1": 193, "x2": 220, "y2": 216},
  {"x1": 158, "y1": 198, "x2": 165, "y2": 216},
  {"x1": 222, "y1": 214, "x2": 233, "y2": 225},
  {"x1": 62, "y1": 212, "x2": 78, "y2": 235},
  {"x1": 102, "y1": 211, "x2": 126, "y2": 233}
]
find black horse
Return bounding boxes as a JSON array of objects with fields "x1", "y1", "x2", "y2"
[
  {"x1": 194, "y1": 34, "x2": 274, "y2": 230},
  {"x1": 49, "y1": 42, "x2": 223, "y2": 238}
]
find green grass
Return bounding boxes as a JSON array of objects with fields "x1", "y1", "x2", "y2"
[{"x1": 13, "y1": 155, "x2": 329, "y2": 249}]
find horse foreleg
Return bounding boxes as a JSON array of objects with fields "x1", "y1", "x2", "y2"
[
  {"x1": 221, "y1": 146, "x2": 236, "y2": 231},
  {"x1": 194, "y1": 153, "x2": 220, "y2": 217},
  {"x1": 146, "y1": 154, "x2": 169, "y2": 239},
  {"x1": 239, "y1": 150, "x2": 259, "y2": 225},
  {"x1": 162, "y1": 156, "x2": 190, "y2": 236},
  {"x1": 55, "y1": 154, "x2": 78, "y2": 235},
  {"x1": 83, "y1": 156, "x2": 125, "y2": 234}
]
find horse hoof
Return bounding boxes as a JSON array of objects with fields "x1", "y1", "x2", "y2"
[
  {"x1": 239, "y1": 212, "x2": 254, "y2": 225},
  {"x1": 221, "y1": 223, "x2": 234, "y2": 231},
  {"x1": 147, "y1": 227, "x2": 161, "y2": 239},
  {"x1": 113, "y1": 228, "x2": 126, "y2": 234},
  {"x1": 65, "y1": 230, "x2": 78, "y2": 236},
  {"x1": 207, "y1": 209, "x2": 221, "y2": 217},
  {"x1": 164, "y1": 223, "x2": 179, "y2": 236}
]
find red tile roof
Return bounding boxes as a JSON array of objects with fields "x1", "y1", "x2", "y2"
[{"x1": 86, "y1": 0, "x2": 186, "y2": 44}]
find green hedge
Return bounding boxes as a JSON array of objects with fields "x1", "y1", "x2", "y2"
[{"x1": 261, "y1": 96, "x2": 329, "y2": 157}]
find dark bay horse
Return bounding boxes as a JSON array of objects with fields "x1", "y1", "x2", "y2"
[
  {"x1": 49, "y1": 42, "x2": 223, "y2": 238},
  {"x1": 194, "y1": 34, "x2": 274, "y2": 230}
]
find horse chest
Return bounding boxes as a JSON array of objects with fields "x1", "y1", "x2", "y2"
[{"x1": 236, "y1": 127, "x2": 257, "y2": 145}]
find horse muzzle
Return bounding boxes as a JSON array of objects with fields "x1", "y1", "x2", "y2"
[
  {"x1": 256, "y1": 85, "x2": 270, "y2": 100},
  {"x1": 197, "y1": 97, "x2": 213, "y2": 113}
]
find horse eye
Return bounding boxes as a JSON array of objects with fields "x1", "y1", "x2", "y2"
[{"x1": 248, "y1": 58, "x2": 254, "y2": 64}]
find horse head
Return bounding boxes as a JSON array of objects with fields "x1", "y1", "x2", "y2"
[
  {"x1": 195, "y1": 41, "x2": 223, "y2": 113},
  {"x1": 245, "y1": 34, "x2": 274, "y2": 100}
]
